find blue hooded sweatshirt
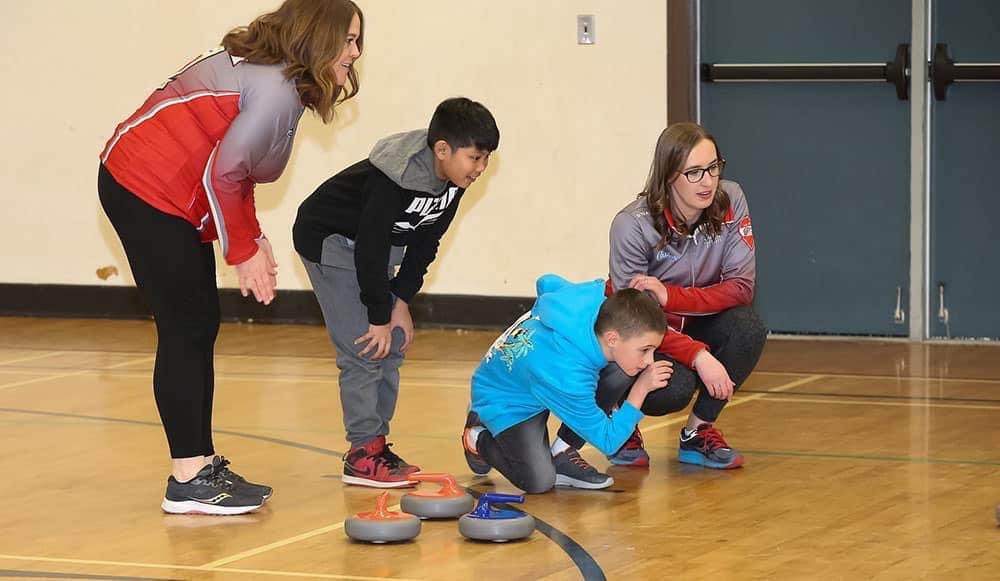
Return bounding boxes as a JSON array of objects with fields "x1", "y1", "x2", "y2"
[{"x1": 470, "y1": 274, "x2": 644, "y2": 455}]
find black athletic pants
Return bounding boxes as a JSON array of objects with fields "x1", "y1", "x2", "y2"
[
  {"x1": 98, "y1": 165, "x2": 220, "y2": 459},
  {"x1": 557, "y1": 305, "x2": 767, "y2": 450}
]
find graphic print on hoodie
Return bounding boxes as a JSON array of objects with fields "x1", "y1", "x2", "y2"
[
  {"x1": 293, "y1": 129, "x2": 467, "y2": 325},
  {"x1": 471, "y1": 275, "x2": 645, "y2": 456}
]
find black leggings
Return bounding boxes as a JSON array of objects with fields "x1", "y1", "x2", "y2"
[
  {"x1": 558, "y1": 305, "x2": 767, "y2": 449},
  {"x1": 98, "y1": 165, "x2": 220, "y2": 459},
  {"x1": 477, "y1": 411, "x2": 556, "y2": 494}
]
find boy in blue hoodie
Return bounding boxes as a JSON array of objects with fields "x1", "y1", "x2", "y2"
[{"x1": 462, "y1": 274, "x2": 672, "y2": 492}]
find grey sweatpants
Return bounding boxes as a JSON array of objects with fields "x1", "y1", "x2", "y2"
[{"x1": 301, "y1": 233, "x2": 406, "y2": 447}]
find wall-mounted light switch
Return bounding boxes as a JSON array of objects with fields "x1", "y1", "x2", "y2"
[{"x1": 577, "y1": 15, "x2": 595, "y2": 45}]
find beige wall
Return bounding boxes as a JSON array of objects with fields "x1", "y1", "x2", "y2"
[{"x1": 0, "y1": 0, "x2": 667, "y2": 297}]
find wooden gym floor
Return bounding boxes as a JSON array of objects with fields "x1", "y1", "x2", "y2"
[{"x1": 0, "y1": 316, "x2": 998, "y2": 580}]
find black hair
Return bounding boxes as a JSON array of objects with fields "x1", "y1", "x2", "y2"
[
  {"x1": 427, "y1": 97, "x2": 500, "y2": 152},
  {"x1": 594, "y1": 288, "x2": 666, "y2": 339}
]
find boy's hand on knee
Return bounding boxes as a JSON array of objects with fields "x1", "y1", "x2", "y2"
[
  {"x1": 693, "y1": 350, "x2": 735, "y2": 401},
  {"x1": 356, "y1": 324, "x2": 392, "y2": 360},
  {"x1": 390, "y1": 299, "x2": 414, "y2": 352}
]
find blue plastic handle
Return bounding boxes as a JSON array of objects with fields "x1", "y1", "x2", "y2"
[{"x1": 469, "y1": 493, "x2": 527, "y2": 519}]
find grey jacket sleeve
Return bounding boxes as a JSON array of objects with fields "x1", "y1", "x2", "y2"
[{"x1": 608, "y1": 211, "x2": 653, "y2": 291}]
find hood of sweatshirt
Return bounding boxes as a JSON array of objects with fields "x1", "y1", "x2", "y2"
[
  {"x1": 532, "y1": 274, "x2": 609, "y2": 370},
  {"x1": 368, "y1": 129, "x2": 449, "y2": 195}
]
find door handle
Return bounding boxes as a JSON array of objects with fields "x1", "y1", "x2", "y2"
[
  {"x1": 931, "y1": 43, "x2": 1000, "y2": 101},
  {"x1": 701, "y1": 44, "x2": 910, "y2": 101}
]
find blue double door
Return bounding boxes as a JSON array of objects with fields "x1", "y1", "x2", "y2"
[{"x1": 700, "y1": 0, "x2": 999, "y2": 339}]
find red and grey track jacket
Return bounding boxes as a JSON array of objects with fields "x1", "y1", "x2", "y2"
[
  {"x1": 100, "y1": 48, "x2": 305, "y2": 265},
  {"x1": 608, "y1": 180, "x2": 756, "y2": 367}
]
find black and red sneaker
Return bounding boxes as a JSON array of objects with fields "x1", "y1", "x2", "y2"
[
  {"x1": 382, "y1": 442, "x2": 421, "y2": 476},
  {"x1": 342, "y1": 436, "x2": 416, "y2": 488},
  {"x1": 607, "y1": 427, "x2": 650, "y2": 466},
  {"x1": 678, "y1": 424, "x2": 744, "y2": 469}
]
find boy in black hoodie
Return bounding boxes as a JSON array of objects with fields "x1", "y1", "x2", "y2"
[{"x1": 293, "y1": 97, "x2": 499, "y2": 488}]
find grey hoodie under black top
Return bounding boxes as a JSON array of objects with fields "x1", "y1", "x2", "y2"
[{"x1": 293, "y1": 129, "x2": 465, "y2": 325}]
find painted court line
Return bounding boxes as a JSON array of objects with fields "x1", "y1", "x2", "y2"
[
  {"x1": 0, "y1": 554, "x2": 420, "y2": 581},
  {"x1": 752, "y1": 370, "x2": 1000, "y2": 385},
  {"x1": 0, "y1": 351, "x2": 66, "y2": 366},
  {"x1": 7, "y1": 353, "x2": 994, "y2": 389},
  {"x1": 202, "y1": 472, "x2": 475, "y2": 569},
  {"x1": 758, "y1": 394, "x2": 1000, "y2": 412},
  {"x1": 630, "y1": 374, "x2": 826, "y2": 439},
  {"x1": 199, "y1": 522, "x2": 352, "y2": 568},
  {"x1": 0, "y1": 356, "x2": 156, "y2": 392}
]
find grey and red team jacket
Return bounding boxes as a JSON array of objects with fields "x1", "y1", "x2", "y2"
[
  {"x1": 100, "y1": 48, "x2": 305, "y2": 265},
  {"x1": 607, "y1": 180, "x2": 756, "y2": 367}
]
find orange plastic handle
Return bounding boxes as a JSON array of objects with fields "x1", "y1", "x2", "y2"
[
  {"x1": 355, "y1": 491, "x2": 413, "y2": 521},
  {"x1": 407, "y1": 473, "x2": 467, "y2": 498}
]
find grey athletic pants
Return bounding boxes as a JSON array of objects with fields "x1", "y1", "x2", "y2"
[
  {"x1": 477, "y1": 411, "x2": 556, "y2": 494},
  {"x1": 300, "y1": 234, "x2": 406, "y2": 448}
]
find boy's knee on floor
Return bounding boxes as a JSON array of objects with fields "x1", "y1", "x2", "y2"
[{"x1": 517, "y1": 466, "x2": 556, "y2": 494}]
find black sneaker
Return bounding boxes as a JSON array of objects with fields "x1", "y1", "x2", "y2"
[
  {"x1": 553, "y1": 449, "x2": 614, "y2": 490},
  {"x1": 161, "y1": 462, "x2": 264, "y2": 515},
  {"x1": 462, "y1": 411, "x2": 491, "y2": 475},
  {"x1": 213, "y1": 456, "x2": 273, "y2": 500}
]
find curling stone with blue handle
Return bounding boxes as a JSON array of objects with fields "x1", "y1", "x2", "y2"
[{"x1": 458, "y1": 492, "x2": 535, "y2": 542}]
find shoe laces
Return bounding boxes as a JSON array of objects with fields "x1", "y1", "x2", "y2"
[
  {"x1": 564, "y1": 449, "x2": 595, "y2": 471},
  {"x1": 198, "y1": 463, "x2": 236, "y2": 490},
  {"x1": 697, "y1": 425, "x2": 730, "y2": 451},
  {"x1": 214, "y1": 456, "x2": 239, "y2": 480},
  {"x1": 380, "y1": 444, "x2": 405, "y2": 468}
]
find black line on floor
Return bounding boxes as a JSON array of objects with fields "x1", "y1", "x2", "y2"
[
  {"x1": 465, "y1": 489, "x2": 606, "y2": 581},
  {"x1": 0, "y1": 407, "x2": 603, "y2": 580}
]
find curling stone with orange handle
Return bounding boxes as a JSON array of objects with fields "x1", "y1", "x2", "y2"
[
  {"x1": 344, "y1": 491, "x2": 421, "y2": 543},
  {"x1": 400, "y1": 473, "x2": 475, "y2": 519}
]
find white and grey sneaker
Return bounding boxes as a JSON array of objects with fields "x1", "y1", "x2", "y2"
[
  {"x1": 161, "y1": 462, "x2": 264, "y2": 515},
  {"x1": 553, "y1": 449, "x2": 614, "y2": 490}
]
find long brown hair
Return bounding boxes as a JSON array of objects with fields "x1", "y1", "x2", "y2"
[
  {"x1": 641, "y1": 122, "x2": 730, "y2": 250},
  {"x1": 222, "y1": 0, "x2": 363, "y2": 123}
]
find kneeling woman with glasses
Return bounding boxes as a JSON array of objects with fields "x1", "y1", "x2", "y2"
[{"x1": 554, "y1": 122, "x2": 767, "y2": 476}]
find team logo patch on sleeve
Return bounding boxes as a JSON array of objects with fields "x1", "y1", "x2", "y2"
[{"x1": 739, "y1": 216, "x2": 755, "y2": 250}]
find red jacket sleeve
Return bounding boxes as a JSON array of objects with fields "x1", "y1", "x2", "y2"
[
  {"x1": 664, "y1": 278, "x2": 753, "y2": 314},
  {"x1": 658, "y1": 330, "x2": 708, "y2": 369},
  {"x1": 205, "y1": 74, "x2": 300, "y2": 265}
]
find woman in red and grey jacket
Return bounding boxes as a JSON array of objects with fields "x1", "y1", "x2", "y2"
[
  {"x1": 98, "y1": 0, "x2": 363, "y2": 515},
  {"x1": 555, "y1": 122, "x2": 766, "y2": 471}
]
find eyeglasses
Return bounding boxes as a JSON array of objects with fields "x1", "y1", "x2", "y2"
[{"x1": 680, "y1": 159, "x2": 726, "y2": 183}]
